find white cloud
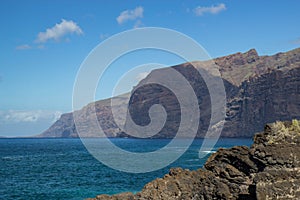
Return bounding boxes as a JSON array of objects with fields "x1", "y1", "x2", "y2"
[
  {"x1": 116, "y1": 6, "x2": 144, "y2": 24},
  {"x1": 292, "y1": 38, "x2": 300, "y2": 44},
  {"x1": 16, "y1": 44, "x2": 31, "y2": 50},
  {"x1": 37, "y1": 45, "x2": 45, "y2": 49},
  {"x1": 100, "y1": 33, "x2": 109, "y2": 40},
  {"x1": 194, "y1": 3, "x2": 226, "y2": 16},
  {"x1": 134, "y1": 20, "x2": 143, "y2": 28},
  {"x1": 135, "y1": 71, "x2": 150, "y2": 82},
  {"x1": 0, "y1": 110, "x2": 62, "y2": 123},
  {"x1": 35, "y1": 19, "x2": 83, "y2": 43}
]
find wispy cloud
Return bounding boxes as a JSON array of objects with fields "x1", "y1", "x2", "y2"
[
  {"x1": 292, "y1": 38, "x2": 300, "y2": 44},
  {"x1": 100, "y1": 33, "x2": 109, "y2": 40},
  {"x1": 134, "y1": 20, "x2": 144, "y2": 28},
  {"x1": 37, "y1": 45, "x2": 45, "y2": 49},
  {"x1": 0, "y1": 110, "x2": 62, "y2": 123},
  {"x1": 194, "y1": 3, "x2": 226, "y2": 16},
  {"x1": 35, "y1": 19, "x2": 83, "y2": 43},
  {"x1": 116, "y1": 6, "x2": 144, "y2": 24},
  {"x1": 16, "y1": 44, "x2": 32, "y2": 50},
  {"x1": 135, "y1": 71, "x2": 150, "y2": 82}
]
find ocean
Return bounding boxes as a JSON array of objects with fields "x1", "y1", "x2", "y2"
[{"x1": 0, "y1": 138, "x2": 252, "y2": 200}]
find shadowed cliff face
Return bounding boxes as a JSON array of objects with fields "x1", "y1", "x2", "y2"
[
  {"x1": 39, "y1": 48, "x2": 300, "y2": 138},
  {"x1": 90, "y1": 120, "x2": 300, "y2": 200},
  {"x1": 223, "y1": 67, "x2": 300, "y2": 137}
]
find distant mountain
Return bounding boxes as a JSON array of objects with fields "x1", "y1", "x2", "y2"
[{"x1": 38, "y1": 48, "x2": 300, "y2": 138}]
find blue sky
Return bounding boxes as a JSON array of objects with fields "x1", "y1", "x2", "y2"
[{"x1": 1, "y1": 0, "x2": 300, "y2": 136}]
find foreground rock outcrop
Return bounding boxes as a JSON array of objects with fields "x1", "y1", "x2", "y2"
[
  {"x1": 39, "y1": 48, "x2": 300, "y2": 138},
  {"x1": 90, "y1": 120, "x2": 300, "y2": 200}
]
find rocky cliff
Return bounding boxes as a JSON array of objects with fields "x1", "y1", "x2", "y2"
[
  {"x1": 90, "y1": 120, "x2": 300, "y2": 200},
  {"x1": 39, "y1": 48, "x2": 300, "y2": 138}
]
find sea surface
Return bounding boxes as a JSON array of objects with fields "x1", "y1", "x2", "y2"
[{"x1": 0, "y1": 138, "x2": 252, "y2": 200}]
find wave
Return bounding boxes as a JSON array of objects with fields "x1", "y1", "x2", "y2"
[
  {"x1": 200, "y1": 150, "x2": 216, "y2": 153},
  {"x1": 2, "y1": 155, "x2": 25, "y2": 161},
  {"x1": 186, "y1": 158, "x2": 200, "y2": 162}
]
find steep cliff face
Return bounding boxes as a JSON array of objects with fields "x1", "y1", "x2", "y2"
[
  {"x1": 39, "y1": 48, "x2": 300, "y2": 138},
  {"x1": 223, "y1": 67, "x2": 300, "y2": 137},
  {"x1": 37, "y1": 112, "x2": 76, "y2": 137},
  {"x1": 90, "y1": 120, "x2": 300, "y2": 200}
]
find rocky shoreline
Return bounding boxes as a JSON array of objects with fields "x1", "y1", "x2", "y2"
[{"x1": 89, "y1": 120, "x2": 300, "y2": 200}]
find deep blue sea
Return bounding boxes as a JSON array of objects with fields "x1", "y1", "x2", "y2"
[{"x1": 0, "y1": 138, "x2": 252, "y2": 200}]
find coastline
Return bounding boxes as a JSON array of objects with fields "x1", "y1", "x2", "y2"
[{"x1": 90, "y1": 120, "x2": 300, "y2": 199}]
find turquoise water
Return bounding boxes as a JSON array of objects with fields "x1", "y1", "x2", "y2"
[{"x1": 0, "y1": 138, "x2": 252, "y2": 199}]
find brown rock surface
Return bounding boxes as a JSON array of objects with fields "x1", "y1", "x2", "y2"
[
  {"x1": 39, "y1": 48, "x2": 300, "y2": 138},
  {"x1": 89, "y1": 120, "x2": 300, "y2": 200}
]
